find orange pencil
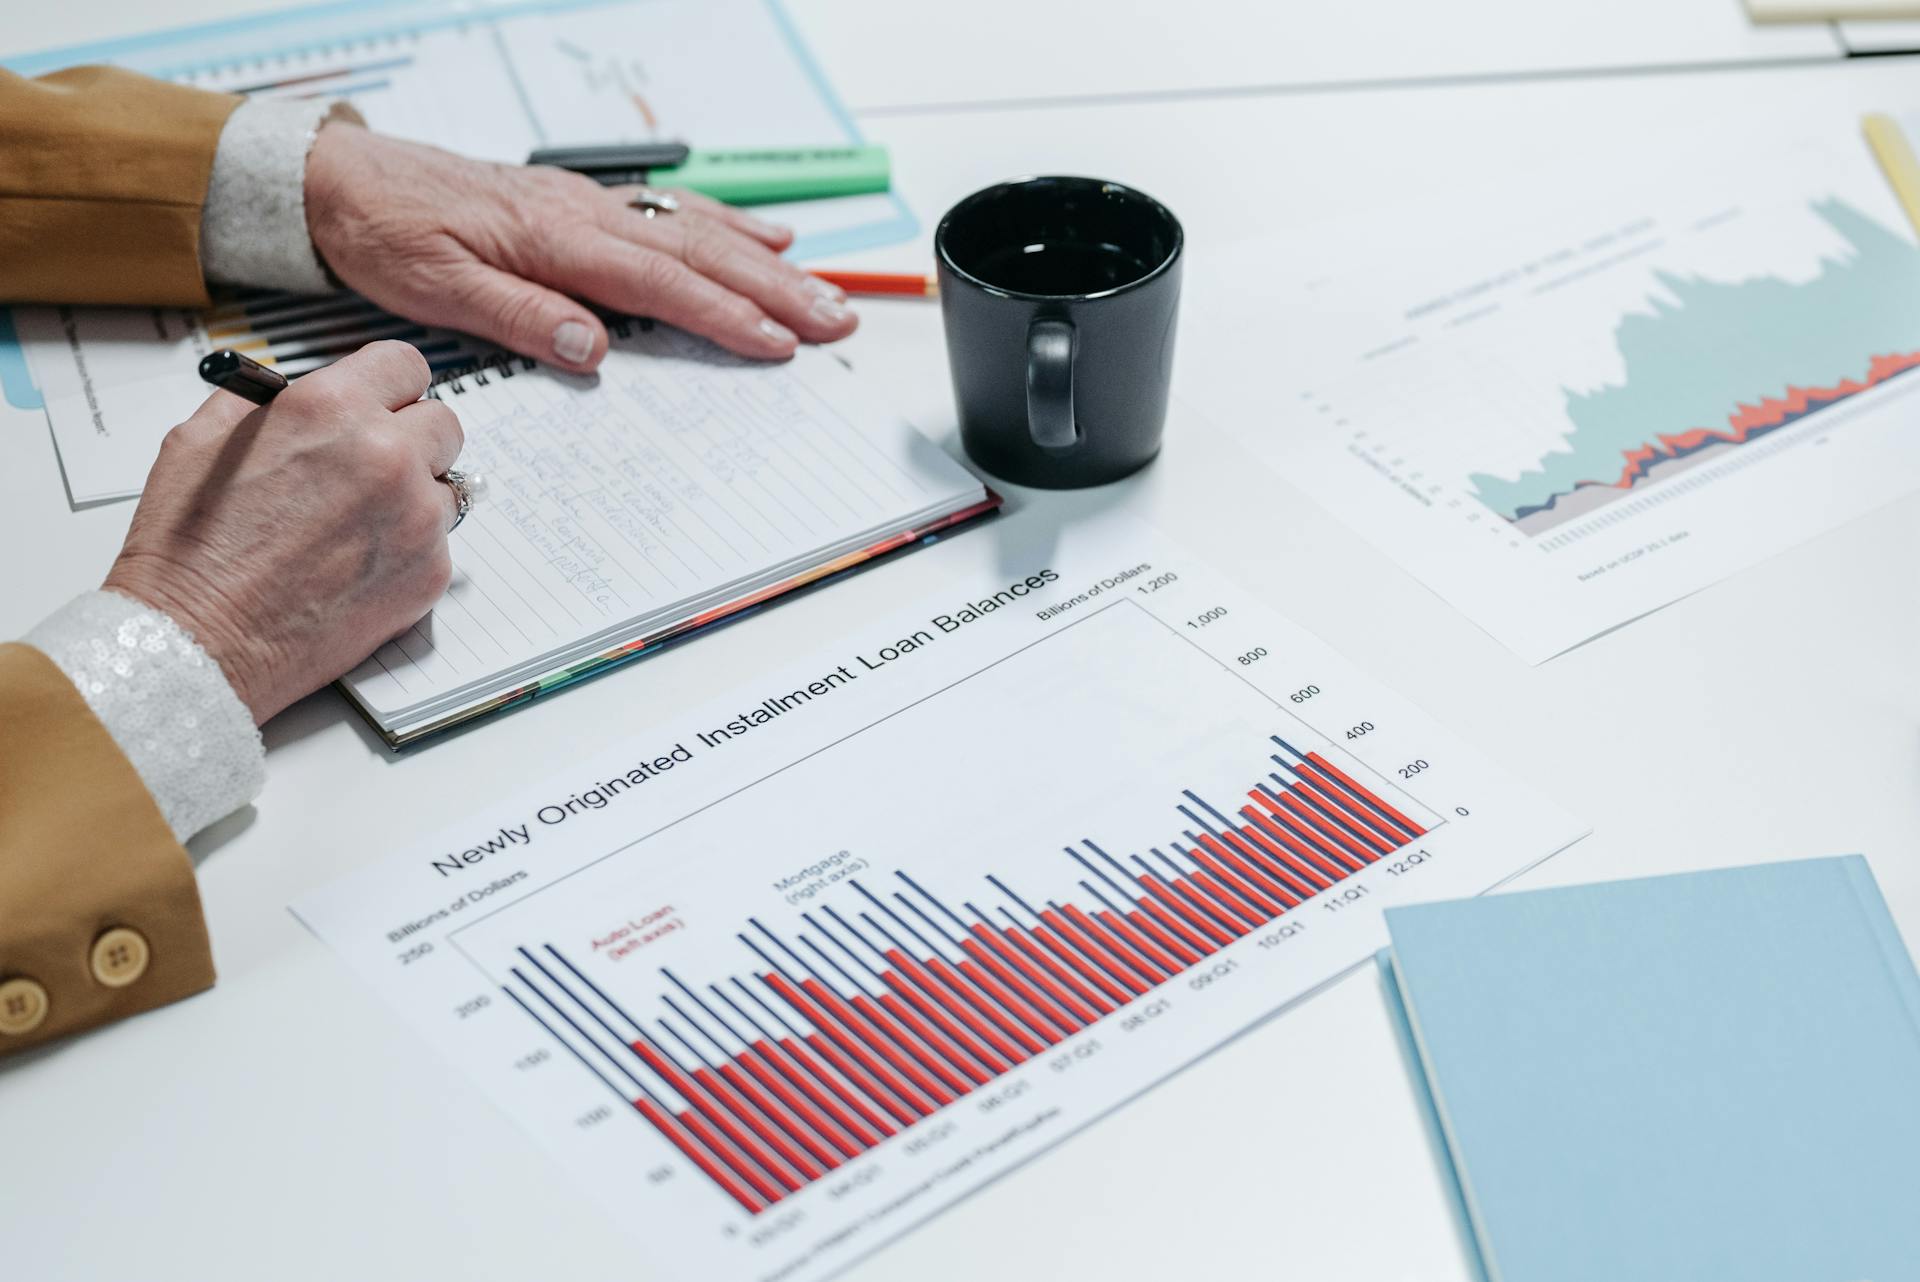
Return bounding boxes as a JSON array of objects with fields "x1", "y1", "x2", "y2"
[{"x1": 811, "y1": 270, "x2": 939, "y2": 298}]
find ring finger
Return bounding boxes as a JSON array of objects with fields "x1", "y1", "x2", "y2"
[
  {"x1": 609, "y1": 203, "x2": 855, "y2": 343},
  {"x1": 609, "y1": 183, "x2": 794, "y2": 250},
  {"x1": 544, "y1": 229, "x2": 798, "y2": 358}
]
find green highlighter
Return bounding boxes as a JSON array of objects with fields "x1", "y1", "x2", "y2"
[{"x1": 528, "y1": 142, "x2": 890, "y2": 206}]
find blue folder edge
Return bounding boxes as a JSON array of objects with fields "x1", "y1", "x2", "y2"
[
  {"x1": 1841, "y1": 853, "x2": 1920, "y2": 1029},
  {"x1": 1374, "y1": 948, "x2": 1491, "y2": 1282},
  {"x1": 0, "y1": 310, "x2": 35, "y2": 411},
  {"x1": 0, "y1": 0, "x2": 919, "y2": 411},
  {"x1": 1379, "y1": 855, "x2": 1920, "y2": 1282}
]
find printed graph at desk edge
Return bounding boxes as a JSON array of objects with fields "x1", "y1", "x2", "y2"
[
  {"x1": 295, "y1": 521, "x2": 1585, "y2": 1280},
  {"x1": 1462, "y1": 197, "x2": 1920, "y2": 542},
  {"x1": 1185, "y1": 131, "x2": 1920, "y2": 661}
]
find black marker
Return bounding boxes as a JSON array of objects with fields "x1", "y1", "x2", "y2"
[
  {"x1": 527, "y1": 141, "x2": 691, "y2": 186},
  {"x1": 198, "y1": 348, "x2": 288, "y2": 406}
]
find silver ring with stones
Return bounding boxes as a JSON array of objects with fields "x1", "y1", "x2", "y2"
[
  {"x1": 442, "y1": 469, "x2": 478, "y2": 531},
  {"x1": 628, "y1": 188, "x2": 681, "y2": 218}
]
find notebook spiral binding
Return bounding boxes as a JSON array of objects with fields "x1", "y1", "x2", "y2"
[
  {"x1": 426, "y1": 351, "x2": 537, "y2": 398},
  {"x1": 424, "y1": 318, "x2": 654, "y2": 398}
]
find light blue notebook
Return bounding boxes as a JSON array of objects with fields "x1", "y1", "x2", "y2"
[{"x1": 1378, "y1": 856, "x2": 1920, "y2": 1282}]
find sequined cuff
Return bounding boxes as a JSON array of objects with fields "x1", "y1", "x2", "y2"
[
  {"x1": 200, "y1": 97, "x2": 363, "y2": 294},
  {"x1": 24, "y1": 591, "x2": 265, "y2": 842}
]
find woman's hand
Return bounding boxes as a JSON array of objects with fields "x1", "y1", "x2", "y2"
[
  {"x1": 103, "y1": 342, "x2": 461, "y2": 725},
  {"x1": 303, "y1": 123, "x2": 856, "y2": 373}
]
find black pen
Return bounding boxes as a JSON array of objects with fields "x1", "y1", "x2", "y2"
[
  {"x1": 199, "y1": 344, "x2": 486, "y2": 530},
  {"x1": 527, "y1": 141, "x2": 691, "y2": 186},
  {"x1": 198, "y1": 348, "x2": 288, "y2": 405}
]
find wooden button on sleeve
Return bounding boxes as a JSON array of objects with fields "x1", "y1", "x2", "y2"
[
  {"x1": 90, "y1": 927, "x2": 152, "y2": 988},
  {"x1": 0, "y1": 977, "x2": 50, "y2": 1035},
  {"x1": 0, "y1": 644, "x2": 217, "y2": 1055}
]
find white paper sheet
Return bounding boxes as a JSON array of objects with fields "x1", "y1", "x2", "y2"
[
  {"x1": 293, "y1": 514, "x2": 1585, "y2": 1281},
  {"x1": 344, "y1": 329, "x2": 980, "y2": 726},
  {"x1": 1180, "y1": 130, "x2": 1920, "y2": 662}
]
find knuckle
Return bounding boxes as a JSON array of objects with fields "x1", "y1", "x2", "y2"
[
  {"x1": 568, "y1": 172, "x2": 613, "y2": 208},
  {"x1": 723, "y1": 295, "x2": 769, "y2": 333},
  {"x1": 633, "y1": 249, "x2": 689, "y2": 297},
  {"x1": 353, "y1": 434, "x2": 415, "y2": 490},
  {"x1": 534, "y1": 165, "x2": 600, "y2": 201},
  {"x1": 157, "y1": 419, "x2": 203, "y2": 458},
  {"x1": 514, "y1": 193, "x2": 563, "y2": 238},
  {"x1": 675, "y1": 220, "x2": 731, "y2": 275},
  {"x1": 541, "y1": 223, "x2": 599, "y2": 275},
  {"x1": 444, "y1": 263, "x2": 504, "y2": 314},
  {"x1": 380, "y1": 489, "x2": 440, "y2": 553},
  {"x1": 373, "y1": 339, "x2": 432, "y2": 386},
  {"x1": 426, "y1": 400, "x2": 465, "y2": 451},
  {"x1": 487, "y1": 287, "x2": 551, "y2": 343},
  {"x1": 284, "y1": 376, "x2": 355, "y2": 422},
  {"x1": 519, "y1": 172, "x2": 606, "y2": 237}
]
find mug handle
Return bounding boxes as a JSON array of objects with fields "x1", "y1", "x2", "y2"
[{"x1": 1025, "y1": 318, "x2": 1079, "y2": 450}]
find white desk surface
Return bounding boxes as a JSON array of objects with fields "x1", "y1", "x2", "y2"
[
  {"x1": 1838, "y1": 18, "x2": 1920, "y2": 50},
  {"x1": 789, "y1": 0, "x2": 1842, "y2": 111},
  {"x1": 5, "y1": 5, "x2": 1918, "y2": 1281}
]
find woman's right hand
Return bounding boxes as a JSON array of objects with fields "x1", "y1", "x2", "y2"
[{"x1": 103, "y1": 341, "x2": 462, "y2": 724}]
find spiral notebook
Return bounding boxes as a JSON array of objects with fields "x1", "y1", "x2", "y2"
[{"x1": 341, "y1": 324, "x2": 997, "y2": 747}]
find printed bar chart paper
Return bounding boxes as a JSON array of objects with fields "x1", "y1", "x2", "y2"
[
  {"x1": 293, "y1": 515, "x2": 1586, "y2": 1280},
  {"x1": 1181, "y1": 131, "x2": 1920, "y2": 661}
]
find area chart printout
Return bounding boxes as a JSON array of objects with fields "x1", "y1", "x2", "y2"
[
  {"x1": 293, "y1": 516, "x2": 1586, "y2": 1281},
  {"x1": 1181, "y1": 132, "x2": 1920, "y2": 661}
]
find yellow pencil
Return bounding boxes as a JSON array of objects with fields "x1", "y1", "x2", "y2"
[{"x1": 1863, "y1": 113, "x2": 1920, "y2": 240}]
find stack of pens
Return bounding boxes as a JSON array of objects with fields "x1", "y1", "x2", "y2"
[{"x1": 203, "y1": 288, "x2": 483, "y2": 377}]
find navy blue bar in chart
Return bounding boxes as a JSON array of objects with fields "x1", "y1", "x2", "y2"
[{"x1": 502, "y1": 733, "x2": 1430, "y2": 1214}]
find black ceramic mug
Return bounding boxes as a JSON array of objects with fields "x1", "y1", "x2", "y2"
[{"x1": 935, "y1": 176, "x2": 1183, "y2": 489}]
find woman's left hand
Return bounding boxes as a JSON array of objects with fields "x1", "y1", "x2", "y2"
[{"x1": 302, "y1": 122, "x2": 856, "y2": 374}]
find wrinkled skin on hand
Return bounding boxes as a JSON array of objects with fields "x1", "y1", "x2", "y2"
[
  {"x1": 104, "y1": 342, "x2": 463, "y2": 724},
  {"x1": 303, "y1": 123, "x2": 856, "y2": 371}
]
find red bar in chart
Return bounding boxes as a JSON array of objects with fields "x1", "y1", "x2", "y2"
[{"x1": 503, "y1": 731, "x2": 1433, "y2": 1213}]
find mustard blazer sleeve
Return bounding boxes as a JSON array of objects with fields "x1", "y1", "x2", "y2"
[
  {"x1": 0, "y1": 643, "x2": 215, "y2": 1054},
  {"x1": 0, "y1": 66, "x2": 240, "y2": 307}
]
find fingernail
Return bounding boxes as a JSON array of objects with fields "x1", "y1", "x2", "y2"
[
  {"x1": 808, "y1": 276, "x2": 848, "y2": 302},
  {"x1": 552, "y1": 320, "x2": 594, "y2": 364},
  {"x1": 746, "y1": 214, "x2": 791, "y2": 240},
  {"x1": 759, "y1": 318, "x2": 798, "y2": 346},
  {"x1": 809, "y1": 294, "x2": 851, "y2": 325}
]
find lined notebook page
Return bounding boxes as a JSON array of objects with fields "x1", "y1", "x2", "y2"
[{"x1": 344, "y1": 329, "x2": 979, "y2": 718}]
